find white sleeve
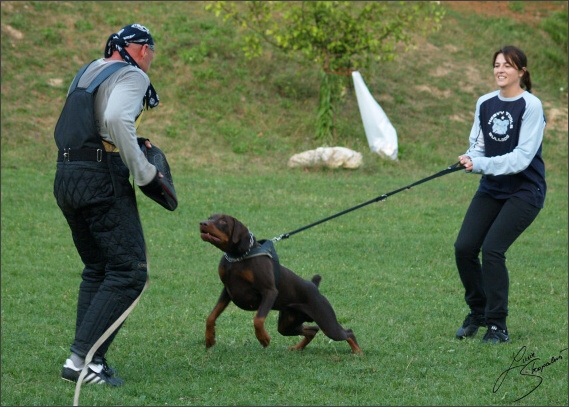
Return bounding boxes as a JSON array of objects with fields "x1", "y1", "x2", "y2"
[{"x1": 464, "y1": 98, "x2": 485, "y2": 159}]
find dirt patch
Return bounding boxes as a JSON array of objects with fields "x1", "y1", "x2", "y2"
[
  {"x1": 543, "y1": 104, "x2": 569, "y2": 132},
  {"x1": 1, "y1": 24, "x2": 24, "y2": 40},
  {"x1": 444, "y1": 1, "x2": 567, "y2": 25}
]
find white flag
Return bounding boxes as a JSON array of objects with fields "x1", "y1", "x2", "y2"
[{"x1": 352, "y1": 71, "x2": 398, "y2": 160}]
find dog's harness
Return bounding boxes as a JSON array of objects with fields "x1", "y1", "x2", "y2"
[{"x1": 224, "y1": 233, "x2": 281, "y2": 288}]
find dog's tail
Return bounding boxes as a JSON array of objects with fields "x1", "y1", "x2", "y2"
[{"x1": 311, "y1": 274, "x2": 322, "y2": 287}]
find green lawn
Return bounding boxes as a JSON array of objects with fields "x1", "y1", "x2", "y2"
[
  {"x1": 1, "y1": 1, "x2": 567, "y2": 406},
  {"x1": 1, "y1": 164, "x2": 567, "y2": 405}
]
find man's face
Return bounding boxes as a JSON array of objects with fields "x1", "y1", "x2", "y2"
[{"x1": 129, "y1": 43, "x2": 154, "y2": 73}]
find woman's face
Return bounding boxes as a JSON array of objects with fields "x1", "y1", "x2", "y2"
[{"x1": 493, "y1": 53, "x2": 524, "y2": 91}]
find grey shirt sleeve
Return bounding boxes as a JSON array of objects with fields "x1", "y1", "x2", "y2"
[{"x1": 96, "y1": 64, "x2": 157, "y2": 186}]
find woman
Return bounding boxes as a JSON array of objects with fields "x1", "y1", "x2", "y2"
[{"x1": 454, "y1": 45, "x2": 546, "y2": 344}]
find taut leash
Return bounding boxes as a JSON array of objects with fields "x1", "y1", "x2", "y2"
[{"x1": 272, "y1": 162, "x2": 463, "y2": 242}]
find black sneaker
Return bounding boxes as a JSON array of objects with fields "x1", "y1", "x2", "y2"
[
  {"x1": 482, "y1": 325, "x2": 510, "y2": 344},
  {"x1": 101, "y1": 358, "x2": 118, "y2": 377},
  {"x1": 61, "y1": 359, "x2": 124, "y2": 386},
  {"x1": 456, "y1": 312, "x2": 486, "y2": 339}
]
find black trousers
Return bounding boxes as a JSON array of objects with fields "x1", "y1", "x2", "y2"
[
  {"x1": 454, "y1": 191, "x2": 541, "y2": 330},
  {"x1": 54, "y1": 154, "x2": 147, "y2": 362}
]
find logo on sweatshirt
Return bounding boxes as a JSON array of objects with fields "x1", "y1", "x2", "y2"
[{"x1": 488, "y1": 111, "x2": 513, "y2": 142}]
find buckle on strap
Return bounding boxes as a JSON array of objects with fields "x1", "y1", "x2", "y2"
[
  {"x1": 63, "y1": 148, "x2": 70, "y2": 161},
  {"x1": 97, "y1": 149, "x2": 103, "y2": 162}
]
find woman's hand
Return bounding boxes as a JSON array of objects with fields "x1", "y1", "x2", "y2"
[{"x1": 458, "y1": 155, "x2": 473, "y2": 172}]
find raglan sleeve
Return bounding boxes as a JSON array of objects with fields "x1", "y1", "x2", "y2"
[{"x1": 464, "y1": 98, "x2": 485, "y2": 159}]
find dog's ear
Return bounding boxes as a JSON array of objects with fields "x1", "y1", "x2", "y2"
[{"x1": 230, "y1": 217, "x2": 251, "y2": 253}]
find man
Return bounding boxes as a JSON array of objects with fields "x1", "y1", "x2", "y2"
[{"x1": 54, "y1": 24, "x2": 162, "y2": 386}]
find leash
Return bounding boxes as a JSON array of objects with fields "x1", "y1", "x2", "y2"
[{"x1": 272, "y1": 161, "x2": 463, "y2": 242}]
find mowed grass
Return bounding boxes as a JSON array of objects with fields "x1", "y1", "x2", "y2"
[
  {"x1": 2, "y1": 164, "x2": 567, "y2": 406},
  {"x1": 1, "y1": 1, "x2": 567, "y2": 406}
]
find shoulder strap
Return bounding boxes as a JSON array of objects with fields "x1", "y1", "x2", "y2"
[
  {"x1": 68, "y1": 61, "x2": 95, "y2": 93},
  {"x1": 68, "y1": 61, "x2": 129, "y2": 94},
  {"x1": 86, "y1": 61, "x2": 129, "y2": 93},
  {"x1": 256, "y1": 240, "x2": 281, "y2": 288}
]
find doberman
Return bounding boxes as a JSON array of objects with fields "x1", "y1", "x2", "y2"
[{"x1": 199, "y1": 214, "x2": 361, "y2": 353}]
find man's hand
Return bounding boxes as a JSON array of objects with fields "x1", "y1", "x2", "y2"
[
  {"x1": 143, "y1": 139, "x2": 153, "y2": 150},
  {"x1": 139, "y1": 138, "x2": 163, "y2": 178}
]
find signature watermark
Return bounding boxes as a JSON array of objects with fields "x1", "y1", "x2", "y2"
[{"x1": 494, "y1": 345, "x2": 568, "y2": 402}]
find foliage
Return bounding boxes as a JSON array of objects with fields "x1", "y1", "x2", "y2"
[
  {"x1": 206, "y1": 1, "x2": 445, "y2": 139},
  {"x1": 206, "y1": 1, "x2": 445, "y2": 71},
  {"x1": 315, "y1": 70, "x2": 335, "y2": 141}
]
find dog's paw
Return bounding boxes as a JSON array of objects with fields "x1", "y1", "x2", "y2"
[
  {"x1": 257, "y1": 333, "x2": 271, "y2": 347},
  {"x1": 347, "y1": 337, "x2": 362, "y2": 354},
  {"x1": 255, "y1": 329, "x2": 271, "y2": 347},
  {"x1": 205, "y1": 333, "x2": 216, "y2": 348},
  {"x1": 253, "y1": 317, "x2": 271, "y2": 347},
  {"x1": 289, "y1": 337, "x2": 310, "y2": 351}
]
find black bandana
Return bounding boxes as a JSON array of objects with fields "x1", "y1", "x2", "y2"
[{"x1": 104, "y1": 24, "x2": 159, "y2": 109}]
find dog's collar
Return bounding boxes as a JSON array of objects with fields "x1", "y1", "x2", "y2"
[{"x1": 224, "y1": 232, "x2": 255, "y2": 263}]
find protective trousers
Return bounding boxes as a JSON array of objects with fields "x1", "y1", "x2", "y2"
[
  {"x1": 54, "y1": 154, "x2": 147, "y2": 362},
  {"x1": 454, "y1": 192, "x2": 541, "y2": 330}
]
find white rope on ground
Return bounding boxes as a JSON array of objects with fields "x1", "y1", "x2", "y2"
[{"x1": 73, "y1": 274, "x2": 149, "y2": 406}]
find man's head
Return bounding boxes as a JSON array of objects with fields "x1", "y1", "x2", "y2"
[
  {"x1": 105, "y1": 24, "x2": 155, "y2": 72},
  {"x1": 116, "y1": 24, "x2": 154, "y2": 48}
]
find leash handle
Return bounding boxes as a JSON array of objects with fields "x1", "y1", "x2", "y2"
[{"x1": 273, "y1": 161, "x2": 463, "y2": 241}]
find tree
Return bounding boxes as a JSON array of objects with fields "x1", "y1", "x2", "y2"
[{"x1": 206, "y1": 1, "x2": 445, "y2": 140}]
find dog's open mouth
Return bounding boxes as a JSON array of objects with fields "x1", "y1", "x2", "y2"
[
  {"x1": 200, "y1": 232, "x2": 221, "y2": 243},
  {"x1": 200, "y1": 225, "x2": 222, "y2": 244}
]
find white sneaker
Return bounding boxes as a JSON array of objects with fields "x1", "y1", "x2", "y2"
[{"x1": 61, "y1": 358, "x2": 123, "y2": 386}]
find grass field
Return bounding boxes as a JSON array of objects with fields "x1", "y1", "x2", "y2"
[{"x1": 1, "y1": 1, "x2": 567, "y2": 406}]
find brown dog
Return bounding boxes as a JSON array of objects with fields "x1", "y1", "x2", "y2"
[{"x1": 199, "y1": 214, "x2": 361, "y2": 353}]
